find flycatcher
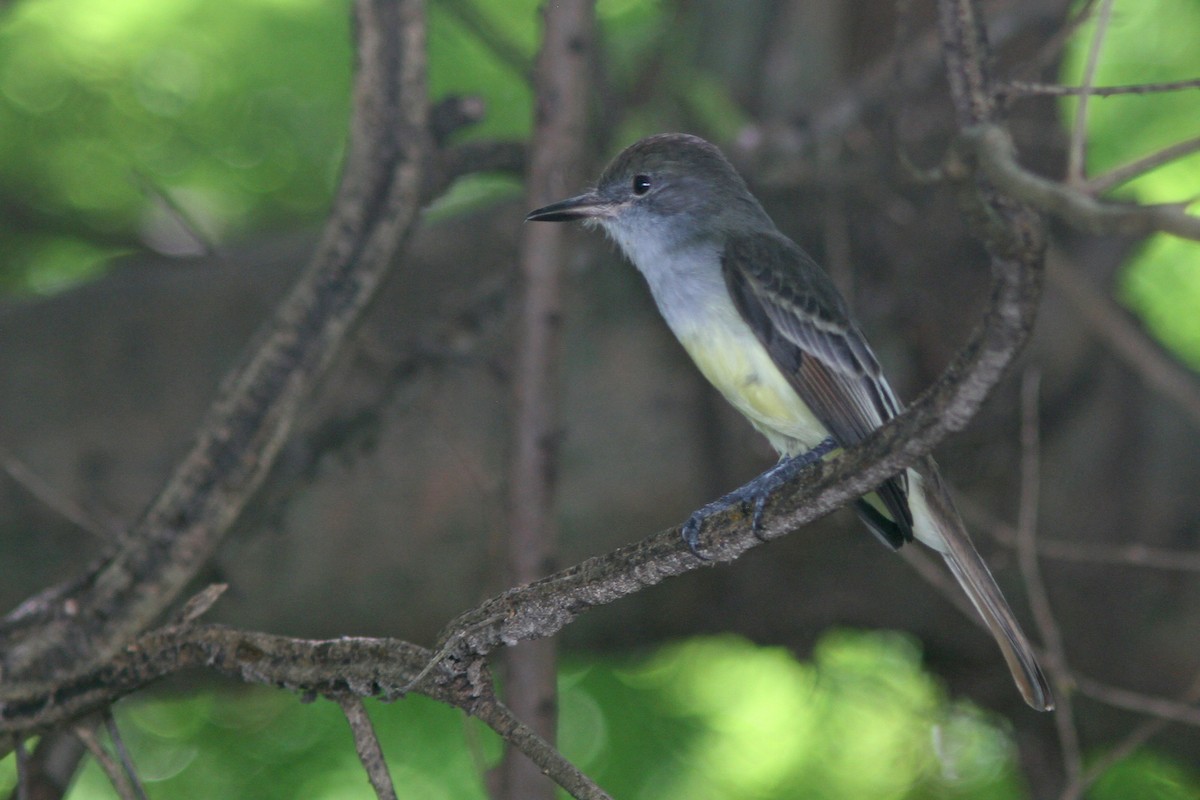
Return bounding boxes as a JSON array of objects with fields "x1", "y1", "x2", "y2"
[{"x1": 526, "y1": 133, "x2": 1052, "y2": 711}]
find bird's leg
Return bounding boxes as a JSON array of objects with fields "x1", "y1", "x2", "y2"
[{"x1": 682, "y1": 437, "x2": 838, "y2": 556}]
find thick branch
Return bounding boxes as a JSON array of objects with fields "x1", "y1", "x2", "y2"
[
  {"x1": 0, "y1": 626, "x2": 442, "y2": 735},
  {"x1": 0, "y1": 624, "x2": 610, "y2": 800},
  {"x1": 965, "y1": 124, "x2": 1200, "y2": 242},
  {"x1": 423, "y1": 161, "x2": 1044, "y2": 664},
  {"x1": 0, "y1": 0, "x2": 431, "y2": 679},
  {"x1": 412, "y1": 0, "x2": 1046, "y2": 671},
  {"x1": 937, "y1": 0, "x2": 998, "y2": 127}
]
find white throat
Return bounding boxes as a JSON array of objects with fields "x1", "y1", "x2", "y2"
[{"x1": 597, "y1": 214, "x2": 728, "y2": 338}]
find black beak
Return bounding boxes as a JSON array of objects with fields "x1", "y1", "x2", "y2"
[{"x1": 525, "y1": 191, "x2": 610, "y2": 222}]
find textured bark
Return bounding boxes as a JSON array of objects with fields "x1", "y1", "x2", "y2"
[{"x1": 2, "y1": 1, "x2": 1199, "y2": 795}]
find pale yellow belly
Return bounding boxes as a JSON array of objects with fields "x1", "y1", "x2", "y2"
[{"x1": 677, "y1": 328, "x2": 830, "y2": 456}]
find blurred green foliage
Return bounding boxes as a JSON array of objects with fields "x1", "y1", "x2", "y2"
[
  {"x1": 3, "y1": 631, "x2": 1197, "y2": 799},
  {"x1": 2, "y1": 1, "x2": 1199, "y2": 796},
  {"x1": 1, "y1": 0, "x2": 1197, "y2": 369},
  {"x1": 0, "y1": 0, "x2": 673, "y2": 293},
  {"x1": 0, "y1": 632, "x2": 1008, "y2": 799},
  {"x1": 1060, "y1": 0, "x2": 1200, "y2": 367},
  {"x1": 0, "y1": 0, "x2": 354, "y2": 292}
]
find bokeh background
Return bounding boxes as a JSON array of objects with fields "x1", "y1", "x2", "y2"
[{"x1": 1, "y1": 0, "x2": 1199, "y2": 797}]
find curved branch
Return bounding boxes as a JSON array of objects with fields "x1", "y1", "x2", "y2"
[
  {"x1": 411, "y1": 0, "x2": 1047, "y2": 670},
  {"x1": 966, "y1": 124, "x2": 1200, "y2": 242},
  {"x1": 0, "y1": 624, "x2": 611, "y2": 800},
  {"x1": 0, "y1": 0, "x2": 431, "y2": 679},
  {"x1": 0, "y1": 626, "x2": 441, "y2": 734},
  {"x1": 423, "y1": 152, "x2": 1044, "y2": 666}
]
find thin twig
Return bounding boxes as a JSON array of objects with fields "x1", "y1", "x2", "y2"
[
  {"x1": 965, "y1": 124, "x2": 1200, "y2": 242},
  {"x1": 1016, "y1": 370, "x2": 1082, "y2": 784},
  {"x1": 1035, "y1": 539, "x2": 1200, "y2": 571},
  {"x1": 472, "y1": 694, "x2": 613, "y2": 800},
  {"x1": 102, "y1": 710, "x2": 148, "y2": 800},
  {"x1": 1, "y1": 452, "x2": 119, "y2": 541},
  {"x1": 1004, "y1": 77, "x2": 1200, "y2": 99},
  {"x1": 974, "y1": 506, "x2": 1200, "y2": 572},
  {"x1": 1049, "y1": 251, "x2": 1200, "y2": 432},
  {"x1": 1074, "y1": 673, "x2": 1200, "y2": 726},
  {"x1": 1084, "y1": 135, "x2": 1200, "y2": 195},
  {"x1": 72, "y1": 722, "x2": 141, "y2": 800},
  {"x1": 1066, "y1": 0, "x2": 1114, "y2": 184},
  {"x1": 961, "y1": 492, "x2": 1200, "y2": 571},
  {"x1": 899, "y1": 546, "x2": 980, "y2": 624},
  {"x1": 131, "y1": 170, "x2": 221, "y2": 258},
  {"x1": 438, "y1": 0, "x2": 532, "y2": 79},
  {"x1": 13, "y1": 737, "x2": 28, "y2": 800},
  {"x1": 1061, "y1": 671, "x2": 1200, "y2": 800},
  {"x1": 337, "y1": 695, "x2": 398, "y2": 800},
  {"x1": 1009, "y1": 0, "x2": 1098, "y2": 83},
  {"x1": 172, "y1": 583, "x2": 229, "y2": 626}
]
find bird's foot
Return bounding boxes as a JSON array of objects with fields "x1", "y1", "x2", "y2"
[{"x1": 682, "y1": 437, "x2": 837, "y2": 557}]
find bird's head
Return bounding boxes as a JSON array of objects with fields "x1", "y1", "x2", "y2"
[{"x1": 525, "y1": 133, "x2": 770, "y2": 245}]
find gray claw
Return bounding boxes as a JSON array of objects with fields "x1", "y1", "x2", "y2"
[{"x1": 682, "y1": 512, "x2": 710, "y2": 559}]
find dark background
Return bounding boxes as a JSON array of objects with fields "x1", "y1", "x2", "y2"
[{"x1": 2, "y1": 0, "x2": 1198, "y2": 796}]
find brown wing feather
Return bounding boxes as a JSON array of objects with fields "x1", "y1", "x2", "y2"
[{"x1": 722, "y1": 230, "x2": 913, "y2": 545}]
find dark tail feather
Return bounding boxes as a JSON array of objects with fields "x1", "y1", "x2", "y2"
[{"x1": 918, "y1": 464, "x2": 1055, "y2": 711}]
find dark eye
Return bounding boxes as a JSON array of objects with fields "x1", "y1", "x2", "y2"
[{"x1": 632, "y1": 174, "x2": 652, "y2": 195}]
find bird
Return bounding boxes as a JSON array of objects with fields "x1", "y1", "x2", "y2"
[{"x1": 526, "y1": 132, "x2": 1053, "y2": 711}]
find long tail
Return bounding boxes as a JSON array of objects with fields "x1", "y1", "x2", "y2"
[{"x1": 909, "y1": 461, "x2": 1055, "y2": 711}]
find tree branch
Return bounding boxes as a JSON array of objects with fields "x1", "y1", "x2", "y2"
[
  {"x1": 0, "y1": 0, "x2": 431, "y2": 680},
  {"x1": 502, "y1": 2, "x2": 595, "y2": 798},
  {"x1": 0, "y1": 624, "x2": 611, "y2": 800},
  {"x1": 1049, "y1": 251, "x2": 1200, "y2": 432},
  {"x1": 969, "y1": 497, "x2": 1200, "y2": 573},
  {"x1": 421, "y1": 119, "x2": 1046, "y2": 670},
  {"x1": 71, "y1": 720, "x2": 146, "y2": 800},
  {"x1": 1016, "y1": 371, "x2": 1082, "y2": 784},
  {"x1": 337, "y1": 695, "x2": 398, "y2": 800},
  {"x1": 1066, "y1": 0, "x2": 1114, "y2": 184},
  {"x1": 1084, "y1": 135, "x2": 1200, "y2": 195},
  {"x1": 0, "y1": 452, "x2": 119, "y2": 542},
  {"x1": 1003, "y1": 77, "x2": 1200, "y2": 99},
  {"x1": 1061, "y1": 671, "x2": 1200, "y2": 800},
  {"x1": 1, "y1": 626, "x2": 441, "y2": 735},
  {"x1": 473, "y1": 695, "x2": 613, "y2": 800},
  {"x1": 419, "y1": 0, "x2": 1047, "y2": 671},
  {"x1": 964, "y1": 124, "x2": 1200, "y2": 242},
  {"x1": 938, "y1": 0, "x2": 998, "y2": 127},
  {"x1": 1074, "y1": 673, "x2": 1200, "y2": 727}
]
